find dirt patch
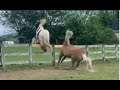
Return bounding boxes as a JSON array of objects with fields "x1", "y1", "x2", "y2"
[
  {"x1": 0, "y1": 60, "x2": 118, "y2": 80},
  {"x1": 0, "y1": 68, "x2": 69, "y2": 80}
]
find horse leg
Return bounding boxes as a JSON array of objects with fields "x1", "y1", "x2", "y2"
[
  {"x1": 57, "y1": 52, "x2": 63, "y2": 66},
  {"x1": 75, "y1": 60, "x2": 81, "y2": 69},
  {"x1": 59, "y1": 56, "x2": 66, "y2": 65},
  {"x1": 71, "y1": 58, "x2": 76, "y2": 70},
  {"x1": 39, "y1": 38, "x2": 47, "y2": 52},
  {"x1": 58, "y1": 56, "x2": 66, "y2": 67},
  {"x1": 41, "y1": 45, "x2": 47, "y2": 52},
  {"x1": 44, "y1": 43, "x2": 52, "y2": 53}
]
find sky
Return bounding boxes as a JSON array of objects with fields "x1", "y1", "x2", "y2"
[
  {"x1": 0, "y1": 23, "x2": 16, "y2": 36},
  {"x1": 0, "y1": 24, "x2": 9, "y2": 36},
  {"x1": 0, "y1": 10, "x2": 15, "y2": 36}
]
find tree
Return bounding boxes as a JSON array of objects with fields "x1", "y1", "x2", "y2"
[
  {"x1": 0, "y1": 34, "x2": 18, "y2": 44},
  {"x1": 1, "y1": 10, "x2": 119, "y2": 45},
  {"x1": 64, "y1": 10, "x2": 119, "y2": 45},
  {"x1": 1, "y1": 10, "x2": 46, "y2": 43},
  {"x1": 64, "y1": 10, "x2": 99, "y2": 45},
  {"x1": 83, "y1": 12, "x2": 119, "y2": 44},
  {"x1": 1, "y1": 10, "x2": 67, "y2": 44},
  {"x1": 98, "y1": 10, "x2": 119, "y2": 29},
  {"x1": 44, "y1": 10, "x2": 67, "y2": 44}
]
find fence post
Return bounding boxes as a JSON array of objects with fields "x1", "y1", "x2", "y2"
[
  {"x1": 86, "y1": 45, "x2": 89, "y2": 57},
  {"x1": 52, "y1": 45, "x2": 55, "y2": 66},
  {"x1": 102, "y1": 44, "x2": 105, "y2": 61},
  {"x1": 1, "y1": 44, "x2": 6, "y2": 70},
  {"x1": 115, "y1": 44, "x2": 118, "y2": 60},
  {"x1": 0, "y1": 44, "x2": 2, "y2": 66},
  {"x1": 29, "y1": 44, "x2": 33, "y2": 66}
]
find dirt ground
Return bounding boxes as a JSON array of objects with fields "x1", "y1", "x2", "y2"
[
  {"x1": 0, "y1": 60, "x2": 119, "y2": 80},
  {"x1": 0, "y1": 68, "x2": 69, "y2": 80}
]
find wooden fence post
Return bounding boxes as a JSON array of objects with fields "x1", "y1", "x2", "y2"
[
  {"x1": 1, "y1": 44, "x2": 6, "y2": 70},
  {"x1": 52, "y1": 45, "x2": 56, "y2": 66},
  {"x1": 115, "y1": 44, "x2": 118, "y2": 60},
  {"x1": 0, "y1": 44, "x2": 2, "y2": 66},
  {"x1": 86, "y1": 45, "x2": 89, "y2": 57},
  {"x1": 29, "y1": 44, "x2": 33, "y2": 66},
  {"x1": 102, "y1": 44, "x2": 105, "y2": 61}
]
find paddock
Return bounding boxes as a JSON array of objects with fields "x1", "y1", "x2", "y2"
[
  {"x1": 0, "y1": 60, "x2": 118, "y2": 80},
  {"x1": 0, "y1": 44, "x2": 119, "y2": 80}
]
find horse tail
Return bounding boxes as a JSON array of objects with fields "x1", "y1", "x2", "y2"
[
  {"x1": 87, "y1": 57, "x2": 92, "y2": 70},
  {"x1": 82, "y1": 54, "x2": 93, "y2": 72}
]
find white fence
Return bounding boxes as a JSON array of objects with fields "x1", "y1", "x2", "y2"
[{"x1": 0, "y1": 44, "x2": 119, "y2": 69}]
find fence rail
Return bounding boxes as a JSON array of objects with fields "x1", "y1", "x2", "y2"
[{"x1": 0, "y1": 44, "x2": 119, "y2": 69}]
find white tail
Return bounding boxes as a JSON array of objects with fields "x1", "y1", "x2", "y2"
[
  {"x1": 82, "y1": 54, "x2": 94, "y2": 72},
  {"x1": 87, "y1": 57, "x2": 92, "y2": 70}
]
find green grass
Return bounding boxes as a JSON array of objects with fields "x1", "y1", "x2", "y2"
[
  {"x1": 4, "y1": 47, "x2": 55, "y2": 62},
  {"x1": 5, "y1": 47, "x2": 29, "y2": 53},
  {"x1": 0, "y1": 60, "x2": 118, "y2": 80},
  {"x1": 0, "y1": 45, "x2": 119, "y2": 80},
  {"x1": 3, "y1": 46, "x2": 119, "y2": 62},
  {"x1": 4, "y1": 47, "x2": 49, "y2": 62},
  {"x1": 44, "y1": 60, "x2": 119, "y2": 80},
  {"x1": 5, "y1": 56, "x2": 29, "y2": 61}
]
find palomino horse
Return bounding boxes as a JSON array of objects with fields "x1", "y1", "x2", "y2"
[
  {"x1": 32, "y1": 19, "x2": 52, "y2": 52},
  {"x1": 32, "y1": 19, "x2": 54, "y2": 66},
  {"x1": 32, "y1": 29, "x2": 52, "y2": 52},
  {"x1": 57, "y1": 30, "x2": 94, "y2": 72}
]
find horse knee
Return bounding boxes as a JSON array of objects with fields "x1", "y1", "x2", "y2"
[{"x1": 41, "y1": 46, "x2": 47, "y2": 52}]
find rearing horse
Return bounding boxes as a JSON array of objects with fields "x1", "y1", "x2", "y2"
[{"x1": 32, "y1": 19, "x2": 52, "y2": 52}]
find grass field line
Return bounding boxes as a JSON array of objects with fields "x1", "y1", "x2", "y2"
[{"x1": 0, "y1": 57, "x2": 111, "y2": 66}]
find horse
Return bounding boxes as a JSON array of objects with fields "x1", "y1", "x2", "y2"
[
  {"x1": 32, "y1": 19, "x2": 52, "y2": 52},
  {"x1": 57, "y1": 30, "x2": 94, "y2": 72},
  {"x1": 32, "y1": 29, "x2": 52, "y2": 52}
]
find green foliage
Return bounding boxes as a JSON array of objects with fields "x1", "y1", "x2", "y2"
[
  {"x1": 98, "y1": 11, "x2": 117, "y2": 28},
  {"x1": 65, "y1": 11, "x2": 118, "y2": 45},
  {"x1": 0, "y1": 10, "x2": 119, "y2": 44},
  {"x1": 101, "y1": 28, "x2": 119, "y2": 44},
  {"x1": 0, "y1": 34, "x2": 18, "y2": 44},
  {"x1": 1, "y1": 10, "x2": 45, "y2": 43}
]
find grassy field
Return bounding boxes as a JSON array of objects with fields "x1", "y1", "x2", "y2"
[
  {"x1": 3, "y1": 46, "x2": 118, "y2": 62},
  {"x1": 0, "y1": 45, "x2": 119, "y2": 80},
  {"x1": 0, "y1": 60, "x2": 119, "y2": 80}
]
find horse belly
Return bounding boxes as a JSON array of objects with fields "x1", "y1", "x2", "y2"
[{"x1": 39, "y1": 30, "x2": 50, "y2": 43}]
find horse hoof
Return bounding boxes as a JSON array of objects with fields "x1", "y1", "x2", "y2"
[{"x1": 88, "y1": 69, "x2": 95, "y2": 72}]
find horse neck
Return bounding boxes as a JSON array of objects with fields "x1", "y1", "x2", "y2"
[{"x1": 37, "y1": 25, "x2": 44, "y2": 31}]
